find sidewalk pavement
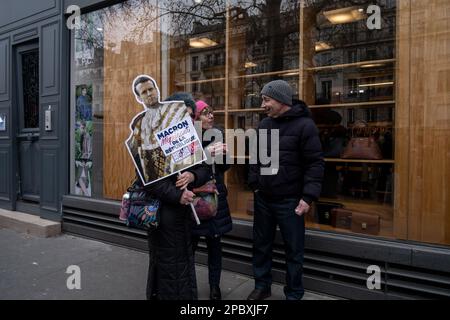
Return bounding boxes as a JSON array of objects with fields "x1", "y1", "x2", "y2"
[{"x1": 0, "y1": 227, "x2": 338, "y2": 300}]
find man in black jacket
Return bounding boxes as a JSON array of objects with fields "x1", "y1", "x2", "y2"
[{"x1": 247, "y1": 80, "x2": 324, "y2": 300}]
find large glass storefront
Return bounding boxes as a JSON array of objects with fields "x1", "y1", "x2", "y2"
[{"x1": 70, "y1": 0, "x2": 450, "y2": 247}]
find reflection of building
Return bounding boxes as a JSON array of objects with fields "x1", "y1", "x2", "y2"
[
  {"x1": 170, "y1": 6, "x2": 300, "y2": 111},
  {"x1": 184, "y1": 21, "x2": 227, "y2": 108},
  {"x1": 228, "y1": 7, "x2": 300, "y2": 110},
  {"x1": 311, "y1": 2, "x2": 396, "y2": 126}
]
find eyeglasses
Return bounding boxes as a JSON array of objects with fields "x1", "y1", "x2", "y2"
[{"x1": 200, "y1": 109, "x2": 214, "y2": 117}]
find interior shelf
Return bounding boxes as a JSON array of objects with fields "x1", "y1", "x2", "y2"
[
  {"x1": 305, "y1": 220, "x2": 394, "y2": 238},
  {"x1": 325, "y1": 158, "x2": 395, "y2": 164},
  {"x1": 318, "y1": 196, "x2": 393, "y2": 220},
  {"x1": 305, "y1": 58, "x2": 396, "y2": 72},
  {"x1": 309, "y1": 100, "x2": 395, "y2": 109}
]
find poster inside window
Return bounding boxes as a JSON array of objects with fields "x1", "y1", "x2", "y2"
[{"x1": 74, "y1": 84, "x2": 93, "y2": 197}]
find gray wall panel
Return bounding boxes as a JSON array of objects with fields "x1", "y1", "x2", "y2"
[
  {"x1": 0, "y1": 0, "x2": 58, "y2": 35},
  {"x1": 18, "y1": 141, "x2": 40, "y2": 198},
  {"x1": 41, "y1": 22, "x2": 60, "y2": 97},
  {"x1": 0, "y1": 148, "x2": 10, "y2": 197},
  {"x1": 12, "y1": 27, "x2": 38, "y2": 44},
  {"x1": 0, "y1": 101, "x2": 11, "y2": 204},
  {"x1": 41, "y1": 146, "x2": 58, "y2": 211},
  {"x1": 59, "y1": 19, "x2": 70, "y2": 199},
  {"x1": 0, "y1": 37, "x2": 10, "y2": 102}
]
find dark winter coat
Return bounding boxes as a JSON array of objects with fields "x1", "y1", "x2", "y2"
[
  {"x1": 248, "y1": 100, "x2": 324, "y2": 204},
  {"x1": 140, "y1": 163, "x2": 210, "y2": 300},
  {"x1": 191, "y1": 128, "x2": 232, "y2": 237}
]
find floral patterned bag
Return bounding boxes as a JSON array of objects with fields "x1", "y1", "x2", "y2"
[{"x1": 120, "y1": 182, "x2": 161, "y2": 230}]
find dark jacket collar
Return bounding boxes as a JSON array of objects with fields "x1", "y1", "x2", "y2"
[{"x1": 276, "y1": 99, "x2": 311, "y2": 120}]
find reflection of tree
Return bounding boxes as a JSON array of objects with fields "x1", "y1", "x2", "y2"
[
  {"x1": 73, "y1": 0, "x2": 300, "y2": 74},
  {"x1": 75, "y1": 12, "x2": 104, "y2": 50},
  {"x1": 159, "y1": 0, "x2": 300, "y2": 73},
  {"x1": 161, "y1": 0, "x2": 227, "y2": 35},
  {"x1": 75, "y1": 0, "x2": 161, "y2": 51}
]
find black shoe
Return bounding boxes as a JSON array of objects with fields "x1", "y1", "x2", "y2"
[
  {"x1": 246, "y1": 288, "x2": 271, "y2": 300},
  {"x1": 210, "y1": 285, "x2": 222, "y2": 300}
]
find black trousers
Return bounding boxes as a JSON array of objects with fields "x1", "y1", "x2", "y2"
[
  {"x1": 252, "y1": 192, "x2": 305, "y2": 300},
  {"x1": 192, "y1": 235, "x2": 223, "y2": 287}
]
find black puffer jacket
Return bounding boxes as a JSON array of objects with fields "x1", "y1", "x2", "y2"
[
  {"x1": 192, "y1": 128, "x2": 232, "y2": 237},
  {"x1": 248, "y1": 100, "x2": 324, "y2": 204},
  {"x1": 141, "y1": 163, "x2": 210, "y2": 300}
]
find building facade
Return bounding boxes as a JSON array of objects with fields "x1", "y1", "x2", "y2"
[{"x1": 0, "y1": 0, "x2": 449, "y2": 299}]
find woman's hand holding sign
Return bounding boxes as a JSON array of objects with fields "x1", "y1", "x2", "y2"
[
  {"x1": 179, "y1": 189, "x2": 195, "y2": 206},
  {"x1": 176, "y1": 171, "x2": 195, "y2": 190},
  {"x1": 177, "y1": 171, "x2": 196, "y2": 206}
]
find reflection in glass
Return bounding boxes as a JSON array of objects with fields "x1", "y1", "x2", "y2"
[
  {"x1": 161, "y1": 0, "x2": 226, "y2": 109},
  {"x1": 228, "y1": 0, "x2": 300, "y2": 110},
  {"x1": 304, "y1": 0, "x2": 397, "y2": 239}
]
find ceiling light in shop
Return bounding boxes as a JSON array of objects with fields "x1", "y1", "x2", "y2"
[
  {"x1": 323, "y1": 6, "x2": 366, "y2": 24},
  {"x1": 245, "y1": 62, "x2": 257, "y2": 68},
  {"x1": 189, "y1": 37, "x2": 218, "y2": 48},
  {"x1": 315, "y1": 41, "x2": 333, "y2": 52},
  {"x1": 358, "y1": 82, "x2": 394, "y2": 87}
]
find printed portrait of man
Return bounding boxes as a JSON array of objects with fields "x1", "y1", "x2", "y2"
[{"x1": 125, "y1": 75, "x2": 205, "y2": 185}]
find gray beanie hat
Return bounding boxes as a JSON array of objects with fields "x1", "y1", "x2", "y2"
[{"x1": 260, "y1": 80, "x2": 293, "y2": 106}]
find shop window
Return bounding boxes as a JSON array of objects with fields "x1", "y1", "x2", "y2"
[
  {"x1": 304, "y1": 0, "x2": 397, "y2": 240},
  {"x1": 68, "y1": 0, "x2": 450, "y2": 246}
]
